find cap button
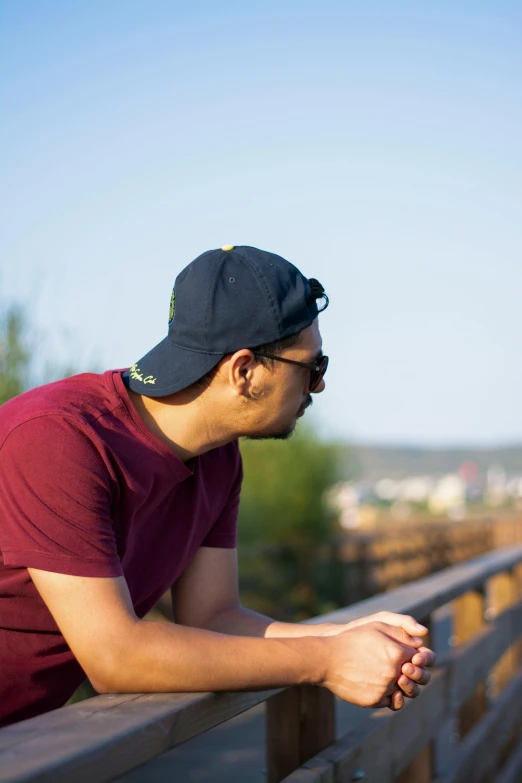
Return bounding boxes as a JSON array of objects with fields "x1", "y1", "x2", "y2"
[{"x1": 221, "y1": 244, "x2": 234, "y2": 251}]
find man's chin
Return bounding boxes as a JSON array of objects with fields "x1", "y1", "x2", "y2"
[{"x1": 244, "y1": 421, "x2": 298, "y2": 442}]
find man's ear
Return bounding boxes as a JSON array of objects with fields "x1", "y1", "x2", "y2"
[{"x1": 227, "y1": 350, "x2": 259, "y2": 397}]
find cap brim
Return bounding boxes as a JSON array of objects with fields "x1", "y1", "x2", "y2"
[{"x1": 126, "y1": 337, "x2": 224, "y2": 397}]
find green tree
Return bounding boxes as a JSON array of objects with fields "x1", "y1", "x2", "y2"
[
  {"x1": 0, "y1": 302, "x2": 83, "y2": 405},
  {"x1": 0, "y1": 304, "x2": 32, "y2": 405},
  {"x1": 238, "y1": 428, "x2": 338, "y2": 546},
  {"x1": 237, "y1": 428, "x2": 345, "y2": 621}
]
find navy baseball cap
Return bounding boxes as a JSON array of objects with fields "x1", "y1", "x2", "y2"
[{"x1": 123, "y1": 245, "x2": 327, "y2": 397}]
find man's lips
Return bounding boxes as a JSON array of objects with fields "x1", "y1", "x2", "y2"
[{"x1": 297, "y1": 397, "x2": 313, "y2": 416}]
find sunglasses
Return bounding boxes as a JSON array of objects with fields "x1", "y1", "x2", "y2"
[{"x1": 252, "y1": 352, "x2": 329, "y2": 392}]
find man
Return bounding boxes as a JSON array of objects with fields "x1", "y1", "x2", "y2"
[{"x1": 0, "y1": 245, "x2": 434, "y2": 728}]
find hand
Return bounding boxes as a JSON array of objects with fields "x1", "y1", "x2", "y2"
[
  {"x1": 317, "y1": 612, "x2": 436, "y2": 709},
  {"x1": 320, "y1": 621, "x2": 424, "y2": 709}
]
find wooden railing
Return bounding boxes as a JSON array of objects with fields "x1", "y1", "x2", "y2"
[
  {"x1": 236, "y1": 515, "x2": 522, "y2": 622},
  {"x1": 339, "y1": 514, "x2": 522, "y2": 603},
  {"x1": 2, "y1": 544, "x2": 522, "y2": 782}
]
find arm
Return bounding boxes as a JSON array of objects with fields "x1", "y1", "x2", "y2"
[
  {"x1": 173, "y1": 547, "x2": 435, "y2": 696},
  {"x1": 28, "y1": 565, "x2": 424, "y2": 710},
  {"x1": 28, "y1": 568, "x2": 320, "y2": 694}
]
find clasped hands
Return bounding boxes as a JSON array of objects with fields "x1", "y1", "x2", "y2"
[{"x1": 316, "y1": 611, "x2": 436, "y2": 711}]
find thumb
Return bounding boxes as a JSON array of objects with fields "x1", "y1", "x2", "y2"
[
  {"x1": 376, "y1": 612, "x2": 428, "y2": 638},
  {"x1": 376, "y1": 622, "x2": 424, "y2": 650}
]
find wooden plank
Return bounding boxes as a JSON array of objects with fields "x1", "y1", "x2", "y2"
[
  {"x1": 454, "y1": 589, "x2": 487, "y2": 738},
  {"x1": 494, "y1": 738, "x2": 522, "y2": 783},
  {"x1": 432, "y1": 601, "x2": 457, "y2": 778},
  {"x1": 449, "y1": 602, "x2": 522, "y2": 708},
  {"x1": 296, "y1": 751, "x2": 335, "y2": 783},
  {"x1": 284, "y1": 601, "x2": 522, "y2": 783},
  {"x1": 305, "y1": 544, "x2": 522, "y2": 630},
  {"x1": 266, "y1": 688, "x2": 301, "y2": 783},
  {"x1": 266, "y1": 686, "x2": 335, "y2": 783},
  {"x1": 396, "y1": 616, "x2": 434, "y2": 783},
  {"x1": 396, "y1": 745, "x2": 432, "y2": 783},
  {"x1": 299, "y1": 686, "x2": 336, "y2": 764},
  {"x1": 319, "y1": 708, "x2": 395, "y2": 783},
  {"x1": 278, "y1": 769, "x2": 332, "y2": 783},
  {"x1": 434, "y1": 672, "x2": 522, "y2": 783},
  {"x1": 488, "y1": 571, "x2": 518, "y2": 698},
  {"x1": 283, "y1": 672, "x2": 447, "y2": 783},
  {"x1": 388, "y1": 669, "x2": 445, "y2": 777},
  {"x1": 0, "y1": 688, "x2": 282, "y2": 783},
  {"x1": 512, "y1": 562, "x2": 522, "y2": 667},
  {"x1": 0, "y1": 694, "x2": 142, "y2": 753}
]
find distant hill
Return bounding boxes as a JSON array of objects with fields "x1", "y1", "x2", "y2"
[{"x1": 347, "y1": 443, "x2": 522, "y2": 482}]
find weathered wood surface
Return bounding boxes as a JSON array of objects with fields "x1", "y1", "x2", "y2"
[
  {"x1": 495, "y1": 738, "x2": 522, "y2": 783},
  {"x1": 0, "y1": 689, "x2": 281, "y2": 783},
  {"x1": 488, "y1": 570, "x2": 518, "y2": 698},
  {"x1": 397, "y1": 745, "x2": 433, "y2": 783},
  {"x1": 435, "y1": 672, "x2": 522, "y2": 783},
  {"x1": 449, "y1": 602, "x2": 522, "y2": 708},
  {"x1": 281, "y1": 671, "x2": 446, "y2": 783},
  {"x1": 339, "y1": 517, "x2": 522, "y2": 602},
  {"x1": 454, "y1": 589, "x2": 487, "y2": 739},
  {"x1": 282, "y1": 597, "x2": 522, "y2": 783},
  {"x1": 2, "y1": 544, "x2": 522, "y2": 783},
  {"x1": 266, "y1": 686, "x2": 335, "y2": 783},
  {"x1": 306, "y1": 544, "x2": 522, "y2": 627}
]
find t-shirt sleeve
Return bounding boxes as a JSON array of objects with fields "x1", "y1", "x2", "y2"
[
  {"x1": 201, "y1": 441, "x2": 243, "y2": 549},
  {"x1": 0, "y1": 415, "x2": 123, "y2": 577}
]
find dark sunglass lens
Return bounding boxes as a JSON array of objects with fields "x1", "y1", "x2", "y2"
[{"x1": 310, "y1": 356, "x2": 329, "y2": 391}]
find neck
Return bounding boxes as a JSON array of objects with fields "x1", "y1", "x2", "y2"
[{"x1": 127, "y1": 388, "x2": 237, "y2": 461}]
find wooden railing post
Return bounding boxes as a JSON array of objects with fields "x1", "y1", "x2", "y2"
[
  {"x1": 487, "y1": 569, "x2": 518, "y2": 698},
  {"x1": 431, "y1": 600, "x2": 456, "y2": 778},
  {"x1": 454, "y1": 587, "x2": 488, "y2": 738},
  {"x1": 512, "y1": 562, "x2": 522, "y2": 667},
  {"x1": 396, "y1": 616, "x2": 434, "y2": 783},
  {"x1": 265, "y1": 685, "x2": 335, "y2": 783}
]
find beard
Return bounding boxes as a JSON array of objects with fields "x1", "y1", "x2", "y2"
[
  {"x1": 244, "y1": 396, "x2": 312, "y2": 441},
  {"x1": 244, "y1": 425, "x2": 296, "y2": 442}
]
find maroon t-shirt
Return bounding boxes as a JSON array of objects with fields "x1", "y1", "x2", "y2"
[{"x1": 0, "y1": 370, "x2": 241, "y2": 727}]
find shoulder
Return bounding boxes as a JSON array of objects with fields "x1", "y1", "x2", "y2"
[{"x1": 0, "y1": 371, "x2": 122, "y2": 455}]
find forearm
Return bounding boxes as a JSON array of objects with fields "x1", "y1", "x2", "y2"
[
  {"x1": 97, "y1": 618, "x2": 326, "y2": 694},
  {"x1": 198, "y1": 604, "x2": 338, "y2": 639}
]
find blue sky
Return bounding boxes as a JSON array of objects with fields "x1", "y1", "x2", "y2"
[{"x1": 1, "y1": 1, "x2": 521, "y2": 445}]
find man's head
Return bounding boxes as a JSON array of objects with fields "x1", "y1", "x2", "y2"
[
  {"x1": 194, "y1": 317, "x2": 327, "y2": 440},
  {"x1": 124, "y1": 245, "x2": 329, "y2": 440}
]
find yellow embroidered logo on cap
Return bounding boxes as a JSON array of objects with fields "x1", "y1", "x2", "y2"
[
  {"x1": 129, "y1": 363, "x2": 157, "y2": 385},
  {"x1": 168, "y1": 288, "x2": 175, "y2": 325},
  {"x1": 221, "y1": 245, "x2": 234, "y2": 251}
]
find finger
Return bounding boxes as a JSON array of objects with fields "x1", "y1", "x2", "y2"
[
  {"x1": 376, "y1": 612, "x2": 428, "y2": 638},
  {"x1": 397, "y1": 675, "x2": 421, "y2": 699},
  {"x1": 411, "y1": 647, "x2": 436, "y2": 668},
  {"x1": 401, "y1": 663, "x2": 431, "y2": 685},
  {"x1": 374, "y1": 622, "x2": 424, "y2": 649},
  {"x1": 390, "y1": 690, "x2": 405, "y2": 711}
]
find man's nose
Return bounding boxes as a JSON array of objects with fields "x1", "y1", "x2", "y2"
[{"x1": 311, "y1": 378, "x2": 326, "y2": 394}]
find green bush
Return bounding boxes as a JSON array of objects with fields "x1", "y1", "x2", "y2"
[{"x1": 237, "y1": 429, "x2": 345, "y2": 620}]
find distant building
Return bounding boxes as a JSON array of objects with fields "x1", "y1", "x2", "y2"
[{"x1": 428, "y1": 474, "x2": 466, "y2": 516}]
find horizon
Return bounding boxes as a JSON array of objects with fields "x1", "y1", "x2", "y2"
[{"x1": 346, "y1": 439, "x2": 522, "y2": 451}]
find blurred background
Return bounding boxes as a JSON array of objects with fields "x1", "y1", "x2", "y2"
[{"x1": 2, "y1": 0, "x2": 522, "y2": 623}]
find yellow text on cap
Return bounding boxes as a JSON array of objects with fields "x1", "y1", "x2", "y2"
[{"x1": 221, "y1": 245, "x2": 234, "y2": 251}]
